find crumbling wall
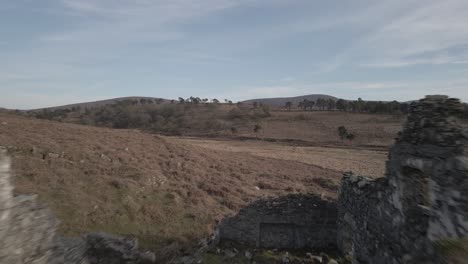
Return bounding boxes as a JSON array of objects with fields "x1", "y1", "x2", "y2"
[
  {"x1": 0, "y1": 147, "x2": 59, "y2": 263},
  {"x1": 338, "y1": 95, "x2": 468, "y2": 264},
  {"x1": 338, "y1": 174, "x2": 405, "y2": 263},
  {"x1": 218, "y1": 194, "x2": 337, "y2": 249},
  {"x1": 0, "y1": 147, "x2": 155, "y2": 264}
]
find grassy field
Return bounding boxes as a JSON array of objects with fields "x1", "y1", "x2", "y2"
[
  {"x1": 6, "y1": 101, "x2": 467, "y2": 263},
  {"x1": 233, "y1": 110, "x2": 405, "y2": 147},
  {"x1": 173, "y1": 138, "x2": 387, "y2": 177}
]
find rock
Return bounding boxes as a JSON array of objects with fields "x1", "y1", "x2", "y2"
[
  {"x1": 245, "y1": 250, "x2": 253, "y2": 259},
  {"x1": 48, "y1": 152, "x2": 60, "y2": 158},
  {"x1": 86, "y1": 232, "x2": 144, "y2": 263},
  {"x1": 100, "y1": 154, "x2": 112, "y2": 162},
  {"x1": 223, "y1": 248, "x2": 237, "y2": 258},
  {"x1": 320, "y1": 252, "x2": 330, "y2": 263},
  {"x1": 139, "y1": 251, "x2": 156, "y2": 264},
  {"x1": 357, "y1": 180, "x2": 367, "y2": 188},
  {"x1": 282, "y1": 252, "x2": 290, "y2": 263},
  {"x1": 304, "y1": 252, "x2": 322, "y2": 263}
]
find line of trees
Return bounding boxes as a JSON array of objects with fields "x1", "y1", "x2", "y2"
[
  {"x1": 32, "y1": 97, "x2": 270, "y2": 136},
  {"x1": 175, "y1": 97, "x2": 234, "y2": 105},
  {"x1": 286, "y1": 97, "x2": 410, "y2": 114}
]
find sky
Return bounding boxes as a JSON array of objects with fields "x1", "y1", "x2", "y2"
[{"x1": 1, "y1": 0, "x2": 468, "y2": 109}]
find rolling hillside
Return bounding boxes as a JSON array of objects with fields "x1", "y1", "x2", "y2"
[
  {"x1": 242, "y1": 94, "x2": 338, "y2": 107},
  {"x1": 0, "y1": 113, "x2": 341, "y2": 262}
]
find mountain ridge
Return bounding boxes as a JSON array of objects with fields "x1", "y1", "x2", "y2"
[
  {"x1": 241, "y1": 94, "x2": 338, "y2": 106},
  {"x1": 28, "y1": 96, "x2": 170, "y2": 112},
  {"x1": 26, "y1": 94, "x2": 340, "y2": 111}
]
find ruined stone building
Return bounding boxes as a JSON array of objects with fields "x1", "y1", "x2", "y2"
[
  {"x1": 338, "y1": 95, "x2": 468, "y2": 263},
  {"x1": 217, "y1": 95, "x2": 467, "y2": 263}
]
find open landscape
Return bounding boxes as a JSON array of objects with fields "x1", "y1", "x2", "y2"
[
  {"x1": 2, "y1": 2, "x2": 468, "y2": 263},
  {"x1": 1, "y1": 95, "x2": 468, "y2": 263},
  {"x1": 0, "y1": 98, "x2": 409, "y2": 262}
]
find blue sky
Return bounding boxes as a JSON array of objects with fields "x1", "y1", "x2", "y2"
[{"x1": 1, "y1": 0, "x2": 468, "y2": 109}]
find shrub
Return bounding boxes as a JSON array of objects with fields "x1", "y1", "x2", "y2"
[
  {"x1": 253, "y1": 124, "x2": 262, "y2": 135},
  {"x1": 338, "y1": 126, "x2": 348, "y2": 141},
  {"x1": 227, "y1": 108, "x2": 245, "y2": 120},
  {"x1": 294, "y1": 114, "x2": 308, "y2": 120}
]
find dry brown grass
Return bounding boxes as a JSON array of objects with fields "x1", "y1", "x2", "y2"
[
  {"x1": 174, "y1": 138, "x2": 387, "y2": 177},
  {"x1": 0, "y1": 113, "x2": 341, "y2": 262},
  {"x1": 435, "y1": 238, "x2": 468, "y2": 264}
]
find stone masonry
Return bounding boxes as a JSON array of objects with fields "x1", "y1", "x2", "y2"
[
  {"x1": 218, "y1": 194, "x2": 338, "y2": 250},
  {"x1": 338, "y1": 95, "x2": 468, "y2": 263}
]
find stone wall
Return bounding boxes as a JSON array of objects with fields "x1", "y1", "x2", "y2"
[
  {"x1": 0, "y1": 147, "x2": 155, "y2": 264},
  {"x1": 218, "y1": 194, "x2": 338, "y2": 250},
  {"x1": 338, "y1": 174, "x2": 404, "y2": 263},
  {"x1": 338, "y1": 95, "x2": 468, "y2": 264}
]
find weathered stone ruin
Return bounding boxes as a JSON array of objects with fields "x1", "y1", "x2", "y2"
[
  {"x1": 218, "y1": 194, "x2": 338, "y2": 250},
  {"x1": 338, "y1": 95, "x2": 468, "y2": 263},
  {"x1": 0, "y1": 147, "x2": 155, "y2": 264},
  {"x1": 215, "y1": 95, "x2": 467, "y2": 264}
]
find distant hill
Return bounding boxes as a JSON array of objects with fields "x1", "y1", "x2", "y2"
[
  {"x1": 242, "y1": 94, "x2": 338, "y2": 107},
  {"x1": 29, "y1": 96, "x2": 170, "y2": 112}
]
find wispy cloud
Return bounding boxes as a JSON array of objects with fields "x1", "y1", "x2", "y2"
[
  {"x1": 23, "y1": 0, "x2": 468, "y2": 70},
  {"x1": 1, "y1": 0, "x2": 468, "y2": 108},
  {"x1": 297, "y1": 0, "x2": 468, "y2": 69},
  {"x1": 43, "y1": 0, "x2": 247, "y2": 44},
  {"x1": 360, "y1": 52, "x2": 468, "y2": 68},
  {"x1": 356, "y1": 0, "x2": 468, "y2": 68}
]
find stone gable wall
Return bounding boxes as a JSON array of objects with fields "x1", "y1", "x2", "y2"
[{"x1": 218, "y1": 194, "x2": 338, "y2": 250}]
